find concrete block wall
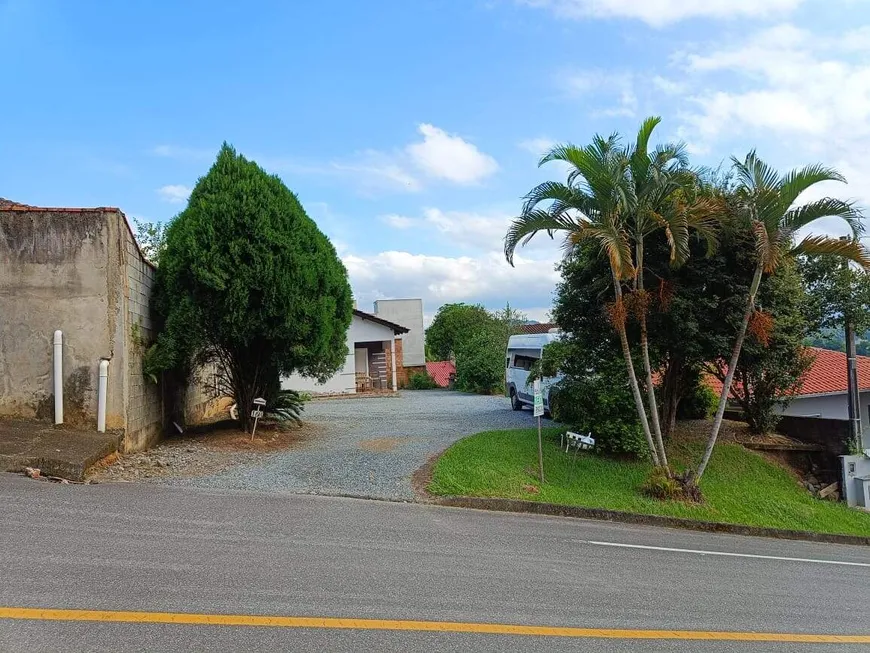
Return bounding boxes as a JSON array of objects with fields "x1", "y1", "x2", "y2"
[{"x1": 122, "y1": 229, "x2": 163, "y2": 452}]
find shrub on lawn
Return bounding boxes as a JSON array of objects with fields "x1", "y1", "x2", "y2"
[
  {"x1": 549, "y1": 356, "x2": 648, "y2": 458},
  {"x1": 677, "y1": 382, "x2": 719, "y2": 420},
  {"x1": 407, "y1": 372, "x2": 439, "y2": 390}
]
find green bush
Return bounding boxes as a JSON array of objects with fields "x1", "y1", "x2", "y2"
[
  {"x1": 455, "y1": 328, "x2": 506, "y2": 394},
  {"x1": 549, "y1": 357, "x2": 648, "y2": 458},
  {"x1": 407, "y1": 372, "x2": 439, "y2": 390},
  {"x1": 148, "y1": 144, "x2": 352, "y2": 432},
  {"x1": 677, "y1": 382, "x2": 719, "y2": 420}
]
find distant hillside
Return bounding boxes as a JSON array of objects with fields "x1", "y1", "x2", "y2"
[{"x1": 805, "y1": 328, "x2": 870, "y2": 356}]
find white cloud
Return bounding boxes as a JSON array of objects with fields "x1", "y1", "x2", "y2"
[
  {"x1": 406, "y1": 123, "x2": 499, "y2": 185},
  {"x1": 519, "y1": 137, "x2": 556, "y2": 158},
  {"x1": 378, "y1": 207, "x2": 549, "y2": 252},
  {"x1": 343, "y1": 249, "x2": 560, "y2": 314},
  {"x1": 156, "y1": 184, "x2": 191, "y2": 204},
  {"x1": 262, "y1": 124, "x2": 497, "y2": 195},
  {"x1": 651, "y1": 75, "x2": 686, "y2": 95},
  {"x1": 519, "y1": 0, "x2": 804, "y2": 27},
  {"x1": 331, "y1": 152, "x2": 423, "y2": 193},
  {"x1": 673, "y1": 22, "x2": 870, "y2": 205},
  {"x1": 380, "y1": 214, "x2": 417, "y2": 229},
  {"x1": 564, "y1": 70, "x2": 637, "y2": 117},
  {"x1": 359, "y1": 205, "x2": 565, "y2": 315}
]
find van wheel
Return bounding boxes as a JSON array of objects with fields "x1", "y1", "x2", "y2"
[{"x1": 510, "y1": 389, "x2": 522, "y2": 411}]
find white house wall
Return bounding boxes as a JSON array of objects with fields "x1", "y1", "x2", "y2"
[
  {"x1": 281, "y1": 314, "x2": 396, "y2": 395},
  {"x1": 777, "y1": 391, "x2": 870, "y2": 428},
  {"x1": 374, "y1": 299, "x2": 424, "y2": 367}
]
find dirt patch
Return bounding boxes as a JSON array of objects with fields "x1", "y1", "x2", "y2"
[
  {"x1": 88, "y1": 421, "x2": 322, "y2": 483},
  {"x1": 411, "y1": 452, "x2": 440, "y2": 499},
  {"x1": 358, "y1": 437, "x2": 406, "y2": 452}
]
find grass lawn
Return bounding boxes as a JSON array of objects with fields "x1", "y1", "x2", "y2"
[{"x1": 428, "y1": 426, "x2": 870, "y2": 537}]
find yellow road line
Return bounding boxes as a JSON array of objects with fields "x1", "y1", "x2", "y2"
[{"x1": 1, "y1": 607, "x2": 869, "y2": 643}]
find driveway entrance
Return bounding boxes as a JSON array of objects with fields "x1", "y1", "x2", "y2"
[{"x1": 170, "y1": 390, "x2": 540, "y2": 499}]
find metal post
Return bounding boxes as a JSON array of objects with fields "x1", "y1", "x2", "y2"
[
  {"x1": 537, "y1": 415, "x2": 545, "y2": 484},
  {"x1": 846, "y1": 319, "x2": 862, "y2": 451},
  {"x1": 841, "y1": 236, "x2": 863, "y2": 451}
]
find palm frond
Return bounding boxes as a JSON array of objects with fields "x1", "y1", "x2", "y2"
[
  {"x1": 752, "y1": 220, "x2": 775, "y2": 272},
  {"x1": 504, "y1": 210, "x2": 583, "y2": 265},
  {"x1": 573, "y1": 223, "x2": 635, "y2": 280},
  {"x1": 633, "y1": 116, "x2": 662, "y2": 160},
  {"x1": 783, "y1": 197, "x2": 864, "y2": 237},
  {"x1": 521, "y1": 180, "x2": 584, "y2": 215},
  {"x1": 777, "y1": 164, "x2": 846, "y2": 211},
  {"x1": 791, "y1": 235, "x2": 870, "y2": 270}
]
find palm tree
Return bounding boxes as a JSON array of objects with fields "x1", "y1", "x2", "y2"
[
  {"x1": 695, "y1": 152, "x2": 870, "y2": 480},
  {"x1": 505, "y1": 122, "x2": 705, "y2": 468},
  {"x1": 623, "y1": 117, "x2": 719, "y2": 468}
]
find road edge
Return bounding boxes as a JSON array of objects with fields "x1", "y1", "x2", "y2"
[{"x1": 432, "y1": 496, "x2": 870, "y2": 546}]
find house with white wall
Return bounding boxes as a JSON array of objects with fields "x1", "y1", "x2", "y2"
[
  {"x1": 282, "y1": 309, "x2": 409, "y2": 395},
  {"x1": 373, "y1": 299, "x2": 425, "y2": 368},
  {"x1": 775, "y1": 347, "x2": 870, "y2": 427},
  {"x1": 711, "y1": 346, "x2": 870, "y2": 427}
]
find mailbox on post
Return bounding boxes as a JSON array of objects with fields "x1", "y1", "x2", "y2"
[{"x1": 250, "y1": 397, "x2": 267, "y2": 440}]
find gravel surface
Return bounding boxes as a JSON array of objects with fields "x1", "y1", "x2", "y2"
[{"x1": 166, "y1": 390, "x2": 547, "y2": 499}]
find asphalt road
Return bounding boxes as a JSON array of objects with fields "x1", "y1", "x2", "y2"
[{"x1": 1, "y1": 473, "x2": 869, "y2": 652}]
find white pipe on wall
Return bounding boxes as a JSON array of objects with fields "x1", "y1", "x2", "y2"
[
  {"x1": 53, "y1": 330, "x2": 63, "y2": 424},
  {"x1": 97, "y1": 359, "x2": 109, "y2": 433}
]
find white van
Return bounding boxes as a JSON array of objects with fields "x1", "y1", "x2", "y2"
[{"x1": 505, "y1": 330, "x2": 562, "y2": 413}]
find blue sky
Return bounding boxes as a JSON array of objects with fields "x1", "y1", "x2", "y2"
[{"x1": 3, "y1": 0, "x2": 869, "y2": 322}]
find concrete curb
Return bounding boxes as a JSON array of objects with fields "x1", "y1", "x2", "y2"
[{"x1": 434, "y1": 496, "x2": 870, "y2": 547}]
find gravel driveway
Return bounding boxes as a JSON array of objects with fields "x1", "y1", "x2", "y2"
[{"x1": 169, "y1": 390, "x2": 543, "y2": 500}]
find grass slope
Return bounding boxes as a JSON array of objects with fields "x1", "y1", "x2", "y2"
[{"x1": 428, "y1": 427, "x2": 870, "y2": 536}]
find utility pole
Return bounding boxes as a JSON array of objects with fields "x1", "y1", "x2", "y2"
[{"x1": 841, "y1": 236, "x2": 863, "y2": 451}]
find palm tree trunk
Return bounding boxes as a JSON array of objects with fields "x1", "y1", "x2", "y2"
[
  {"x1": 636, "y1": 241, "x2": 669, "y2": 469},
  {"x1": 696, "y1": 263, "x2": 763, "y2": 480},
  {"x1": 612, "y1": 268, "x2": 661, "y2": 467}
]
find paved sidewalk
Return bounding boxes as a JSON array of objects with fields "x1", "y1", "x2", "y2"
[{"x1": 0, "y1": 419, "x2": 118, "y2": 481}]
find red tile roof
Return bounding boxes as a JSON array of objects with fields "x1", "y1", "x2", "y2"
[
  {"x1": 707, "y1": 346, "x2": 870, "y2": 398},
  {"x1": 516, "y1": 322, "x2": 559, "y2": 334},
  {"x1": 426, "y1": 361, "x2": 455, "y2": 388}
]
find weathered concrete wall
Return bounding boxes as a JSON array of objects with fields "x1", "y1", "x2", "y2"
[{"x1": 0, "y1": 209, "x2": 126, "y2": 427}]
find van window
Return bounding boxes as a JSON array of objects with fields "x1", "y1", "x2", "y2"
[{"x1": 511, "y1": 354, "x2": 538, "y2": 371}]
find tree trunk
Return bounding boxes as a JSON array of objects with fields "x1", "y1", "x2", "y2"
[
  {"x1": 697, "y1": 263, "x2": 764, "y2": 480},
  {"x1": 636, "y1": 241, "x2": 669, "y2": 469},
  {"x1": 612, "y1": 268, "x2": 661, "y2": 467},
  {"x1": 660, "y1": 356, "x2": 683, "y2": 440}
]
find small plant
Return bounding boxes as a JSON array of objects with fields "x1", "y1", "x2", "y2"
[
  {"x1": 641, "y1": 467, "x2": 683, "y2": 500},
  {"x1": 264, "y1": 389, "x2": 305, "y2": 424},
  {"x1": 408, "y1": 372, "x2": 439, "y2": 390},
  {"x1": 641, "y1": 467, "x2": 703, "y2": 503}
]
